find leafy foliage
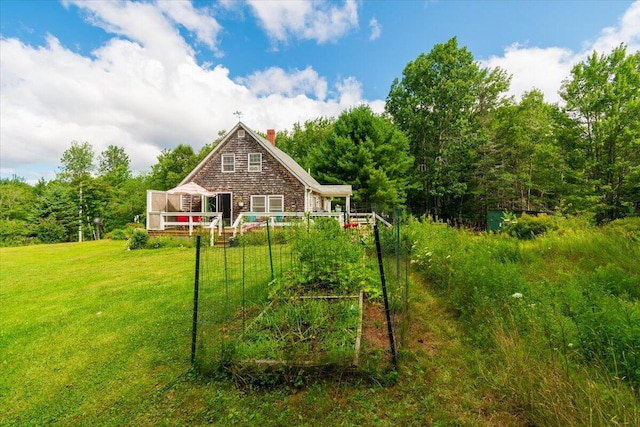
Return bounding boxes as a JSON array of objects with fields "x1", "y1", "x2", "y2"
[
  {"x1": 0, "y1": 177, "x2": 35, "y2": 221},
  {"x1": 98, "y1": 145, "x2": 132, "y2": 186},
  {"x1": 503, "y1": 213, "x2": 558, "y2": 240},
  {"x1": 560, "y1": 45, "x2": 640, "y2": 223},
  {"x1": 276, "y1": 219, "x2": 374, "y2": 296},
  {"x1": 58, "y1": 140, "x2": 95, "y2": 183},
  {"x1": 30, "y1": 180, "x2": 78, "y2": 242},
  {"x1": 148, "y1": 144, "x2": 198, "y2": 191},
  {"x1": 308, "y1": 105, "x2": 414, "y2": 212},
  {"x1": 128, "y1": 228, "x2": 149, "y2": 250},
  {"x1": 386, "y1": 37, "x2": 510, "y2": 219},
  {"x1": 275, "y1": 118, "x2": 334, "y2": 171}
]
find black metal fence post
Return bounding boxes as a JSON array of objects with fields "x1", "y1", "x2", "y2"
[
  {"x1": 374, "y1": 222, "x2": 397, "y2": 369},
  {"x1": 191, "y1": 235, "x2": 201, "y2": 365}
]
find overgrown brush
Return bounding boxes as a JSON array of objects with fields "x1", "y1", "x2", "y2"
[{"x1": 409, "y1": 215, "x2": 640, "y2": 422}]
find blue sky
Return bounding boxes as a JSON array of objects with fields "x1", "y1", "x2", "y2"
[{"x1": 1, "y1": 0, "x2": 639, "y2": 183}]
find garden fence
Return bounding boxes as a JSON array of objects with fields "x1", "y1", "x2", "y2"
[{"x1": 190, "y1": 213, "x2": 411, "y2": 377}]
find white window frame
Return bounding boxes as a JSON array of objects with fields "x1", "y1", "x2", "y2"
[
  {"x1": 251, "y1": 195, "x2": 266, "y2": 213},
  {"x1": 248, "y1": 153, "x2": 262, "y2": 172},
  {"x1": 222, "y1": 154, "x2": 235, "y2": 172},
  {"x1": 268, "y1": 195, "x2": 284, "y2": 213},
  {"x1": 251, "y1": 195, "x2": 284, "y2": 213}
]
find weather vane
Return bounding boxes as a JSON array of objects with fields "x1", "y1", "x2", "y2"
[{"x1": 233, "y1": 110, "x2": 243, "y2": 121}]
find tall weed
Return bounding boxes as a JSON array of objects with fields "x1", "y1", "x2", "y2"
[{"x1": 408, "y1": 216, "x2": 640, "y2": 421}]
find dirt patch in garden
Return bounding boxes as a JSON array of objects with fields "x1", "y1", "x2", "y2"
[{"x1": 361, "y1": 300, "x2": 395, "y2": 365}]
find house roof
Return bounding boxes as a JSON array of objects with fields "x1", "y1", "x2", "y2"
[{"x1": 181, "y1": 122, "x2": 352, "y2": 197}]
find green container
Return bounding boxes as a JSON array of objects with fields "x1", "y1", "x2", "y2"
[{"x1": 487, "y1": 210, "x2": 504, "y2": 232}]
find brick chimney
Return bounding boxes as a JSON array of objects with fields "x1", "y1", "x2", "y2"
[{"x1": 267, "y1": 129, "x2": 276, "y2": 146}]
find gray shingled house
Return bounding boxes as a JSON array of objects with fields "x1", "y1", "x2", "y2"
[{"x1": 146, "y1": 122, "x2": 353, "y2": 234}]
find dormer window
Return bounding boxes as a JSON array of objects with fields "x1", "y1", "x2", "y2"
[
  {"x1": 248, "y1": 153, "x2": 262, "y2": 172},
  {"x1": 222, "y1": 154, "x2": 235, "y2": 172}
]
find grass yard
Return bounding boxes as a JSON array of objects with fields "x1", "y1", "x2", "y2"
[
  {"x1": 0, "y1": 241, "x2": 195, "y2": 425},
  {"x1": 0, "y1": 239, "x2": 522, "y2": 426}
]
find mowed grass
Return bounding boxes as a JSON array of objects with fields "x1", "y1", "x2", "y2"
[
  {"x1": 0, "y1": 239, "x2": 523, "y2": 426},
  {"x1": 0, "y1": 241, "x2": 195, "y2": 425}
]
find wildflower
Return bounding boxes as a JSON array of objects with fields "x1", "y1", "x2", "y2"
[{"x1": 511, "y1": 292, "x2": 523, "y2": 299}]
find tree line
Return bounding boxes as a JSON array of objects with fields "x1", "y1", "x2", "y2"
[{"x1": 1, "y1": 38, "x2": 638, "y2": 245}]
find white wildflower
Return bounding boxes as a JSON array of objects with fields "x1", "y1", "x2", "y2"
[{"x1": 511, "y1": 292, "x2": 523, "y2": 299}]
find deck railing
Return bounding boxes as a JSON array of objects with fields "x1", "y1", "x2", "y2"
[
  {"x1": 148, "y1": 210, "x2": 390, "y2": 238},
  {"x1": 229, "y1": 211, "x2": 391, "y2": 237},
  {"x1": 150, "y1": 212, "x2": 223, "y2": 236}
]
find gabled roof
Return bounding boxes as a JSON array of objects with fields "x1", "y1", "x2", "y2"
[{"x1": 181, "y1": 122, "x2": 352, "y2": 197}]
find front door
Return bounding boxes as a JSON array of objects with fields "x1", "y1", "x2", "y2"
[{"x1": 218, "y1": 193, "x2": 232, "y2": 225}]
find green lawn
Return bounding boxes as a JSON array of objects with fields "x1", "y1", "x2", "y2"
[
  {"x1": 0, "y1": 241, "x2": 195, "y2": 425},
  {"x1": 1, "y1": 239, "x2": 522, "y2": 426}
]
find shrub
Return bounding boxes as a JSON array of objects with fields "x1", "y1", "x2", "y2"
[
  {"x1": 36, "y1": 217, "x2": 67, "y2": 243},
  {"x1": 0, "y1": 219, "x2": 34, "y2": 247},
  {"x1": 107, "y1": 228, "x2": 129, "y2": 240},
  {"x1": 128, "y1": 229, "x2": 148, "y2": 250},
  {"x1": 504, "y1": 213, "x2": 557, "y2": 240}
]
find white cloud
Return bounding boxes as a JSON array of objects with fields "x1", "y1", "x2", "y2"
[
  {"x1": 335, "y1": 76, "x2": 363, "y2": 106},
  {"x1": 246, "y1": 0, "x2": 359, "y2": 44},
  {"x1": 156, "y1": 1, "x2": 222, "y2": 53},
  {"x1": 0, "y1": 1, "x2": 370, "y2": 183},
  {"x1": 589, "y1": 0, "x2": 640, "y2": 54},
  {"x1": 481, "y1": 44, "x2": 575, "y2": 104},
  {"x1": 481, "y1": 0, "x2": 640, "y2": 104},
  {"x1": 369, "y1": 17, "x2": 381, "y2": 41},
  {"x1": 235, "y1": 66, "x2": 328, "y2": 100}
]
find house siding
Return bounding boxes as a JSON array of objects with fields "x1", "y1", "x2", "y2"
[{"x1": 191, "y1": 132, "x2": 305, "y2": 219}]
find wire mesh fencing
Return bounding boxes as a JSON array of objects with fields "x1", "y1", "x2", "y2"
[{"x1": 190, "y1": 214, "x2": 411, "y2": 379}]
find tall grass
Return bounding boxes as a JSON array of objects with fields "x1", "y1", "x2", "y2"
[{"x1": 409, "y1": 216, "x2": 640, "y2": 425}]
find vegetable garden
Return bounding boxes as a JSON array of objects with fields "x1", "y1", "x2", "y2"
[{"x1": 190, "y1": 217, "x2": 410, "y2": 382}]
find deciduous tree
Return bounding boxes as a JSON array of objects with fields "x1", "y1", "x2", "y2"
[
  {"x1": 386, "y1": 37, "x2": 510, "y2": 220},
  {"x1": 560, "y1": 45, "x2": 640, "y2": 222}
]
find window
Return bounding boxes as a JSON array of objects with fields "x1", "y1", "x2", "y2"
[
  {"x1": 248, "y1": 153, "x2": 262, "y2": 172},
  {"x1": 268, "y1": 195, "x2": 283, "y2": 212},
  {"x1": 238, "y1": 129, "x2": 245, "y2": 138},
  {"x1": 251, "y1": 195, "x2": 284, "y2": 213},
  {"x1": 251, "y1": 195, "x2": 266, "y2": 212},
  {"x1": 222, "y1": 154, "x2": 235, "y2": 172}
]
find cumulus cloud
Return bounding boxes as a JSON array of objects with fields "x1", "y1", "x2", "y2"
[
  {"x1": 589, "y1": 0, "x2": 640, "y2": 54},
  {"x1": 235, "y1": 66, "x2": 328, "y2": 100},
  {"x1": 481, "y1": 45, "x2": 575, "y2": 104},
  {"x1": 369, "y1": 17, "x2": 381, "y2": 41},
  {"x1": 481, "y1": 0, "x2": 640, "y2": 104},
  {"x1": 246, "y1": 0, "x2": 358, "y2": 44},
  {"x1": 0, "y1": 1, "x2": 370, "y2": 183}
]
